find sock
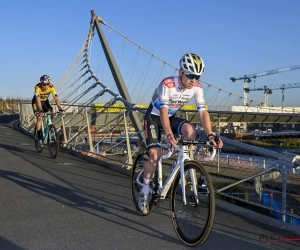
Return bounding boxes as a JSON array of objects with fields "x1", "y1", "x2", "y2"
[
  {"x1": 37, "y1": 130, "x2": 42, "y2": 139},
  {"x1": 141, "y1": 178, "x2": 150, "y2": 195}
]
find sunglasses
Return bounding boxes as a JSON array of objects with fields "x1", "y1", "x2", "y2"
[
  {"x1": 185, "y1": 73, "x2": 200, "y2": 80},
  {"x1": 42, "y1": 83, "x2": 50, "y2": 86}
]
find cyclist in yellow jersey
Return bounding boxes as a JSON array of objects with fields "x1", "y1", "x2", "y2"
[{"x1": 32, "y1": 75, "x2": 64, "y2": 145}]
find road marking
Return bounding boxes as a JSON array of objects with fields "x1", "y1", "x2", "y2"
[{"x1": 58, "y1": 163, "x2": 73, "y2": 166}]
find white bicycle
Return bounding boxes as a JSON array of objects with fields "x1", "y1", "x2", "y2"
[{"x1": 131, "y1": 136, "x2": 217, "y2": 246}]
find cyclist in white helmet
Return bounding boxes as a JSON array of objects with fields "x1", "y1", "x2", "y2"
[{"x1": 139, "y1": 53, "x2": 223, "y2": 215}]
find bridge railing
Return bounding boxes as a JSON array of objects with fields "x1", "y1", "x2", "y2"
[{"x1": 19, "y1": 102, "x2": 300, "y2": 224}]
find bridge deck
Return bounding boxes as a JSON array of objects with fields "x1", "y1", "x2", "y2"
[{"x1": 0, "y1": 115, "x2": 299, "y2": 250}]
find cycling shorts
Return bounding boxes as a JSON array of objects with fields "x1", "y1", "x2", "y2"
[
  {"x1": 31, "y1": 96, "x2": 53, "y2": 113},
  {"x1": 144, "y1": 104, "x2": 188, "y2": 149}
]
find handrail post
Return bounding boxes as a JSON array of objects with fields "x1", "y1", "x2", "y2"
[
  {"x1": 60, "y1": 115, "x2": 68, "y2": 147},
  {"x1": 124, "y1": 111, "x2": 133, "y2": 167},
  {"x1": 281, "y1": 166, "x2": 287, "y2": 222},
  {"x1": 85, "y1": 109, "x2": 94, "y2": 152}
]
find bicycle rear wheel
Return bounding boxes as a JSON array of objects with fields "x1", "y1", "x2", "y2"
[
  {"x1": 34, "y1": 127, "x2": 43, "y2": 153},
  {"x1": 171, "y1": 160, "x2": 215, "y2": 246},
  {"x1": 47, "y1": 124, "x2": 59, "y2": 159},
  {"x1": 131, "y1": 148, "x2": 156, "y2": 216}
]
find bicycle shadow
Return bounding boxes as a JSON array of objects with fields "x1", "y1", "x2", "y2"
[
  {"x1": 0, "y1": 117, "x2": 184, "y2": 245},
  {"x1": 0, "y1": 235, "x2": 27, "y2": 250},
  {"x1": 0, "y1": 169, "x2": 109, "y2": 213},
  {"x1": 0, "y1": 142, "x2": 55, "y2": 161},
  {"x1": 0, "y1": 169, "x2": 180, "y2": 246}
]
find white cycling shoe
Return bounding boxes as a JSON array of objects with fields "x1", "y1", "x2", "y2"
[{"x1": 138, "y1": 192, "x2": 149, "y2": 215}]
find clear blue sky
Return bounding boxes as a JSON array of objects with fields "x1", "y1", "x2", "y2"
[{"x1": 1, "y1": 0, "x2": 299, "y2": 106}]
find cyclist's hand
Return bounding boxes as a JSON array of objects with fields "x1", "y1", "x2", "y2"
[
  {"x1": 35, "y1": 110, "x2": 43, "y2": 117},
  {"x1": 165, "y1": 134, "x2": 177, "y2": 146},
  {"x1": 208, "y1": 134, "x2": 223, "y2": 148},
  {"x1": 58, "y1": 108, "x2": 65, "y2": 114}
]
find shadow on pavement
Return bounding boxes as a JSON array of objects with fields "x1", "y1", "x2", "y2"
[{"x1": 0, "y1": 236, "x2": 27, "y2": 250}]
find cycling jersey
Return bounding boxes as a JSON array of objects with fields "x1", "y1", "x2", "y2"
[
  {"x1": 34, "y1": 83, "x2": 57, "y2": 101},
  {"x1": 150, "y1": 76, "x2": 206, "y2": 116}
]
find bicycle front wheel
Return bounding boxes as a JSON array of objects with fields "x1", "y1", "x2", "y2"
[
  {"x1": 47, "y1": 124, "x2": 59, "y2": 159},
  {"x1": 171, "y1": 160, "x2": 215, "y2": 246},
  {"x1": 131, "y1": 148, "x2": 156, "y2": 216}
]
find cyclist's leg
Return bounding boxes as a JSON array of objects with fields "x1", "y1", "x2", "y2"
[
  {"x1": 44, "y1": 99, "x2": 54, "y2": 121},
  {"x1": 32, "y1": 97, "x2": 43, "y2": 140},
  {"x1": 139, "y1": 110, "x2": 161, "y2": 214},
  {"x1": 170, "y1": 116, "x2": 196, "y2": 139},
  {"x1": 170, "y1": 117, "x2": 196, "y2": 155},
  {"x1": 143, "y1": 111, "x2": 162, "y2": 181},
  {"x1": 38, "y1": 101, "x2": 50, "y2": 141}
]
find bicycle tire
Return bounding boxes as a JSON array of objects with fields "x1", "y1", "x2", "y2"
[
  {"x1": 131, "y1": 148, "x2": 156, "y2": 216},
  {"x1": 34, "y1": 127, "x2": 43, "y2": 153},
  {"x1": 171, "y1": 160, "x2": 215, "y2": 246},
  {"x1": 47, "y1": 124, "x2": 59, "y2": 159}
]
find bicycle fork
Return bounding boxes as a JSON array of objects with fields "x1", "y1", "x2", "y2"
[{"x1": 180, "y1": 146, "x2": 199, "y2": 205}]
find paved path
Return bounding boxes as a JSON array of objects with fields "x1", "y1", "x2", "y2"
[{"x1": 0, "y1": 115, "x2": 299, "y2": 250}]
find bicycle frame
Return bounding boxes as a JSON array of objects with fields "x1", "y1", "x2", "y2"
[
  {"x1": 158, "y1": 144, "x2": 190, "y2": 202},
  {"x1": 34, "y1": 112, "x2": 58, "y2": 143},
  {"x1": 136, "y1": 142, "x2": 216, "y2": 205},
  {"x1": 40, "y1": 114, "x2": 53, "y2": 143}
]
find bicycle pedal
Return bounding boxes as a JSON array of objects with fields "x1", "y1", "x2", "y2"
[{"x1": 151, "y1": 193, "x2": 160, "y2": 206}]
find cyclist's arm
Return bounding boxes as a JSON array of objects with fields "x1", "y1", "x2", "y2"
[
  {"x1": 194, "y1": 85, "x2": 222, "y2": 147},
  {"x1": 199, "y1": 110, "x2": 213, "y2": 135},
  {"x1": 194, "y1": 84, "x2": 212, "y2": 136},
  {"x1": 160, "y1": 107, "x2": 177, "y2": 146},
  {"x1": 199, "y1": 110, "x2": 223, "y2": 148},
  {"x1": 35, "y1": 96, "x2": 42, "y2": 110},
  {"x1": 51, "y1": 87, "x2": 63, "y2": 111},
  {"x1": 54, "y1": 96, "x2": 62, "y2": 109},
  {"x1": 160, "y1": 107, "x2": 172, "y2": 135},
  {"x1": 34, "y1": 86, "x2": 43, "y2": 110}
]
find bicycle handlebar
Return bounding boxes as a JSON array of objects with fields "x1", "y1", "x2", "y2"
[
  {"x1": 42, "y1": 111, "x2": 63, "y2": 115},
  {"x1": 161, "y1": 139, "x2": 217, "y2": 161}
]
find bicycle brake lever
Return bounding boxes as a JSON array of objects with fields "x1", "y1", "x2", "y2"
[{"x1": 204, "y1": 147, "x2": 216, "y2": 161}]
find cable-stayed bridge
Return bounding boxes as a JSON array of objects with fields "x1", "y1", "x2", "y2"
[{"x1": 18, "y1": 9, "x2": 300, "y2": 234}]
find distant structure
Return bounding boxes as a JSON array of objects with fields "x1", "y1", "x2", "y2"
[{"x1": 230, "y1": 65, "x2": 300, "y2": 106}]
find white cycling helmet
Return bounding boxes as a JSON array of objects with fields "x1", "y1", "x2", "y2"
[{"x1": 180, "y1": 53, "x2": 205, "y2": 76}]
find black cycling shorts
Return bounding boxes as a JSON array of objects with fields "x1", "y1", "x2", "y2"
[
  {"x1": 31, "y1": 96, "x2": 53, "y2": 113},
  {"x1": 144, "y1": 104, "x2": 188, "y2": 149}
]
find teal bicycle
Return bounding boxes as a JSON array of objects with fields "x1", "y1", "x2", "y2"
[{"x1": 34, "y1": 112, "x2": 60, "y2": 159}]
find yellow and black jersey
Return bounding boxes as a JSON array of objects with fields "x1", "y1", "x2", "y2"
[{"x1": 34, "y1": 83, "x2": 58, "y2": 101}]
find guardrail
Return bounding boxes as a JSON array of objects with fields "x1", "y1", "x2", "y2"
[{"x1": 19, "y1": 103, "x2": 300, "y2": 224}]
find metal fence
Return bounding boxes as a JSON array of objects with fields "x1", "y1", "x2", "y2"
[{"x1": 19, "y1": 103, "x2": 300, "y2": 224}]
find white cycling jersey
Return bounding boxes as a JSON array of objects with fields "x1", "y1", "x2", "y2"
[{"x1": 150, "y1": 76, "x2": 206, "y2": 117}]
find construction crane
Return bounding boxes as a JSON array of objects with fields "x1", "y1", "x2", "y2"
[
  {"x1": 230, "y1": 65, "x2": 300, "y2": 105},
  {"x1": 244, "y1": 82, "x2": 300, "y2": 107}
]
